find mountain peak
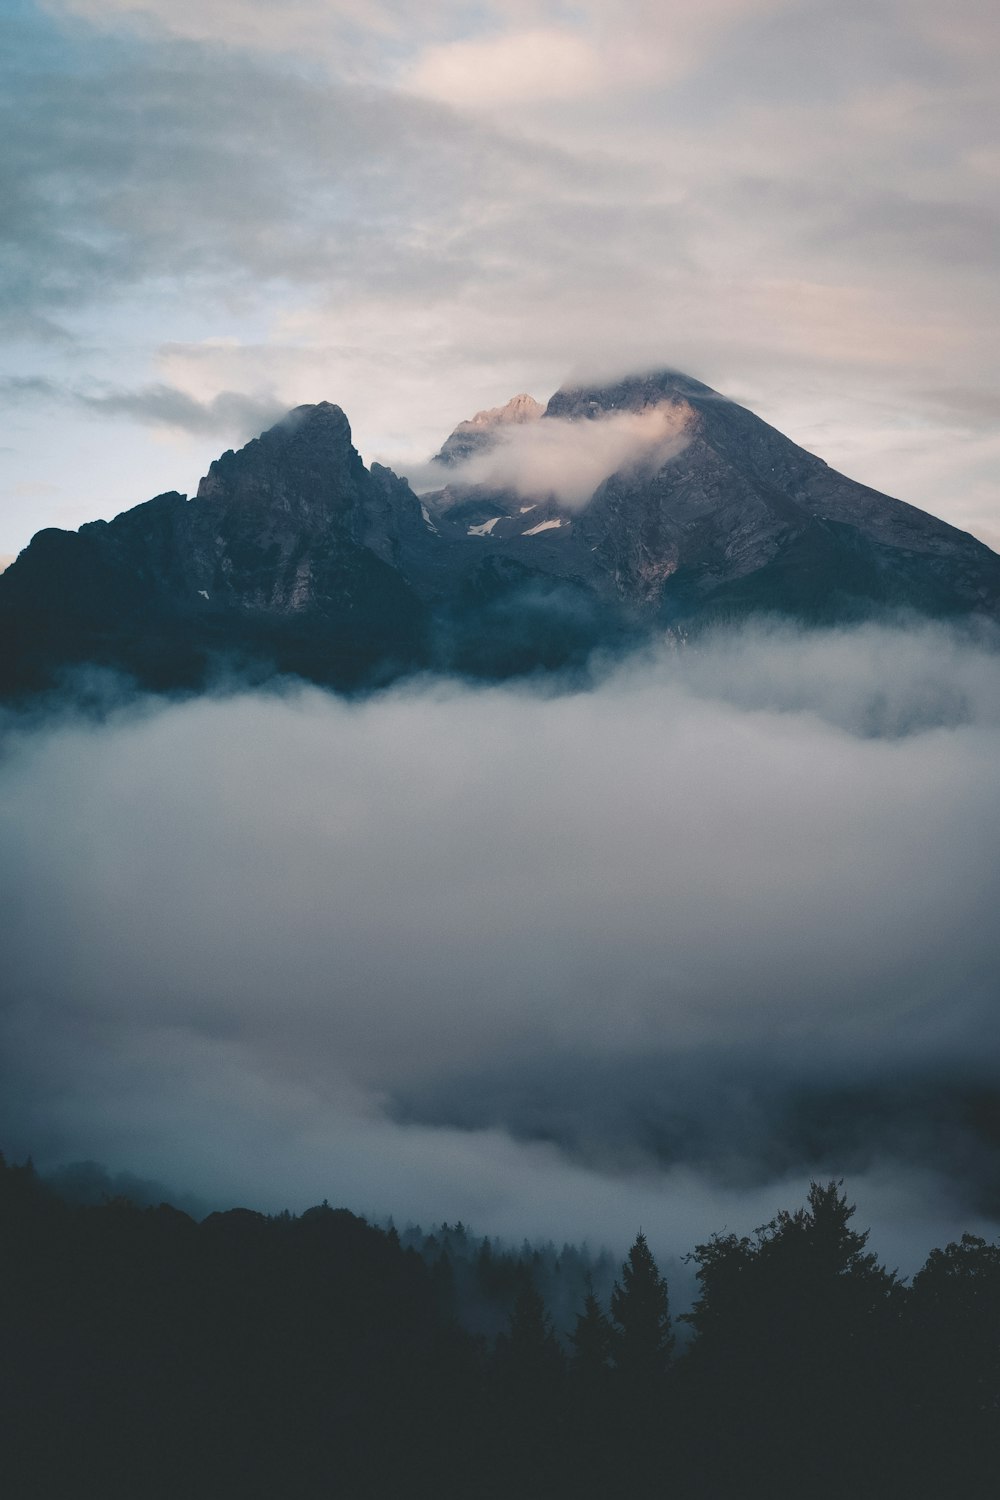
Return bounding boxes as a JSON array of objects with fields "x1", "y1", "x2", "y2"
[
  {"x1": 260, "y1": 400, "x2": 353, "y2": 449},
  {"x1": 545, "y1": 369, "x2": 719, "y2": 420},
  {"x1": 196, "y1": 399, "x2": 361, "y2": 506},
  {"x1": 476, "y1": 392, "x2": 543, "y2": 425},
  {"x1": 435, "y1": 392, "x2": 543, "y2": 465},
  {"x1": 4, "y1": 368, "x2": 1000, "y2": 702}
]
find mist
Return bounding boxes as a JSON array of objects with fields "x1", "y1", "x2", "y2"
[
  {"x1": 419, "y1": 404, "x2": 691, "y2": 507},
  {"x1": 2, "y1": 619, "x2": 999, "y2": 1274}
]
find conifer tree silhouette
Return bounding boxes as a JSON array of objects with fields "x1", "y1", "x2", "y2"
[{"x1": 611, "y1": 1231, "x2": 674, "y2": 1388}]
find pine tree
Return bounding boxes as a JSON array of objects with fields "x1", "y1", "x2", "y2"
[
  {"x1": 683, "y1": 1182, "x2": 902, "y2": 1498},
  {"x1": 611, "y1": 1231, "x2": 674, "y2": 1389},
  {"x1": 566, "y1": 1289, "x2": 619, "y2": 1496},
  {"x1": 491, "y1": 1272, "x2": 566, "y2": 1490},
  {"x1": 505, "y1": 1275, "x2": 563, "y2": 1379},
  {"x1": 569, "y1": 1289, "x2": 615, "y2": 1383}
]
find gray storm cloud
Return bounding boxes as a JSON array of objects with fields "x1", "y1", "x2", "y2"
[{"x1": 1, "y1": 620, "x2": 999, "y2": 1269}]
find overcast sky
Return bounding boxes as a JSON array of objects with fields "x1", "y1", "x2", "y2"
[{"x1": 2, "y1": 0, "x2": 999, "y2": 562}]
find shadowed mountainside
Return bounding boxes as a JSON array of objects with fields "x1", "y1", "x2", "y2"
[{"x1": 2, "y1": 370, "x2": 998, "y2": 698}]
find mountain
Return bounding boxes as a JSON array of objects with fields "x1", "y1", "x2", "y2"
[
  {"x1": 2, "y1": 369, "x2": 999, "y2": 697},
  {"x1": 426, "y1": 370, "x2": 1000, "y2": 623},
  {"x1": 0, "y1": 402, "x2": 430, "y2": 695},
  {"x1": 434, "y1": 391, "x2": 544, "y2": 466}
]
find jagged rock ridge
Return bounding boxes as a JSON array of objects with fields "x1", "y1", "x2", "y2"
[
  {"x1": 434, "y1": 392, "x2": 543, "y2": 466},
  {"x1": 2, "y1": 370, "x2": 998, "y2": 697}
]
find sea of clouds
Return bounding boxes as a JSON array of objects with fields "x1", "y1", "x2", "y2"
[{"x1": 2, "y1": 618, "x2": 999, "y2": 1279}]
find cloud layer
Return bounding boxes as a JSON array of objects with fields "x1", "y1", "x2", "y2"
[{"x1": 2, "y1": 620, "x2": 999, "y2": 1270}]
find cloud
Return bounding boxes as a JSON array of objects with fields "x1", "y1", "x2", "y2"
[
  {"x1": 5, "y1": 4, "x2": 995, "y2": 1278},
  {"x1": 73, "y1": 384, "x2": 287, "y2": 435},
  {"x1": 1, "y1": 621, "x2": 999, "y2": 1271},
  {"x1": 4, "y1": 3, "x2": 997, "y2": 567},
  {"x1": 46, "y1": 0, "x2": 469, "y2": 57},
  {"x1": 420, "y1": 404, "x2": 692, "y2": 507},
  {"x1": 920, "y1": 387, "x2": 1000, "y2": 429},
  {"x1": 49, "y1": 1, "x2": 788, "y2": 88},
  {"x1": 403, "y1": 1, "x2": 792, "y2": 109},
  {"x1": 0, "y1": 375, "x2": 285, "y2": 437},
  {"x1": 4, "y1": 19, "x2": 563, "y2": 333},
  {"x1": 406, "y1": 27, "x2": 606, "y2": 108}
]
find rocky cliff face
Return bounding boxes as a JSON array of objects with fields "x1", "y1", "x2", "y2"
[
  {"x1": 425, "y1": 369, "x2": 1000, "y2": 624},
  {"x1": 0, "y1": 403, "x2": 429, "y2": 694},
  {"x1": 2, "y1": 370, "x2": 998, "y2": 698},
  {"x1": 434, "y1": 392, "x2": 543, "y2": 466}
]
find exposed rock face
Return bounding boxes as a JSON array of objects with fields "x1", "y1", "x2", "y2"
[
  {"x1": 2, "y1": 370, "x2": 998, "y2": 698},
  {"x1": 434, "y1": 392, "x2": 543, "y2": 465},
  {"x1": 428, "y1": 369, "x2": 1000, "y2": 624},
  {"x1": 0, "y1": 403, "x2": 430, "y2": 694}
]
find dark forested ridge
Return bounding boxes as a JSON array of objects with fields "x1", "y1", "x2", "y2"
[{"x1": 2, "y1": 1155, "x2": 998, "y2": 1499}]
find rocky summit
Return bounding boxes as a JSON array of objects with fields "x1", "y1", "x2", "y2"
[{"x1": 2, "y1": 369, "x2": 999, "y2": 697}]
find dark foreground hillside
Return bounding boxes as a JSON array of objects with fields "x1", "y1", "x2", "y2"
[{"x1": 1, "y1": 1155, "x2": 997, "y2": 1499}]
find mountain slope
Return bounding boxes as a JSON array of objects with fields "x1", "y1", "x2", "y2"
[
  {"x1": 2, "y1": 370, "x2": 998, "y2": 698},
  {"x1": 0, "y1": 403, "x2": 430, "y2": 694},
  {"x1": 427, "y1": 370, "x2": 1000, "y2": 624}
]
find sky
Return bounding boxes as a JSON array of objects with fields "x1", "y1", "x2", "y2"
[
  {"x1": 3, "y1": 620, "x2": 1000, "y2": 1276},
  {"x1": 2, "y1": 0, "x2": 1000, "y2": 564}
]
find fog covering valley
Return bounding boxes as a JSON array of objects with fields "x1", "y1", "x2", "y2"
[{"x1": 2, "y1": 617, "x2": 999, "y2": 1282}]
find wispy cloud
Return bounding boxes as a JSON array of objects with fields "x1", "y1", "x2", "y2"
[
  {"x1": 1, "y1": 375, "x2": 284, "y2": 436},
  {"x1": 420, "y1": 404, "x2": 691, "y2": 507}
]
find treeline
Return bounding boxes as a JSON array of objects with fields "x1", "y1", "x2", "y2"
[
  {"x1": 395, "y1": 1217, "x2": 620, "y2": 1342},
  {"x1": 2, "y1": 1157, "x2": 998, "y2": 1499}
]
